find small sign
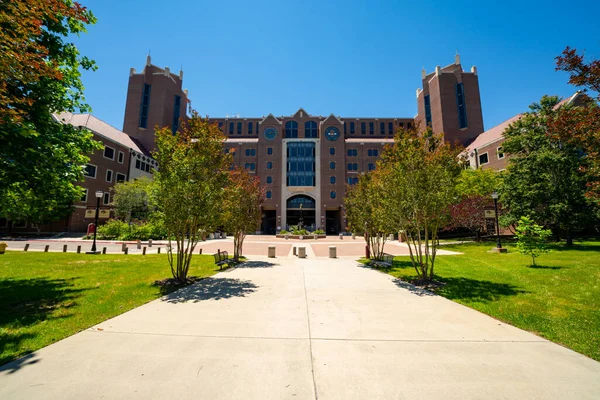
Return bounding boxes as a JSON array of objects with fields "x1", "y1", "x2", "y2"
[
  {"x1": 484, "y1": 210, "x2": 496, "y2": 218},
  {"x1": 85, "y1": 209, "x2": 112, "y2": 219},
  {"x1": 99, "y1": 209, "x2": 111, "y2": 219},
  {"x1": 85, "y1": 209, "x2": 95, "y2": 218}
]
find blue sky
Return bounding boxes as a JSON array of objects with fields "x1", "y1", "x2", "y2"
[{"x1": 74, "y1": 0, "x2": 600, "y2": 131}]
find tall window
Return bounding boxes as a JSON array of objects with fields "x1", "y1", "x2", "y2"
[
  {"x1": 343, "y1": 122, "x2": 347, "y2": 135},
  {"x1": 347, "y1": 148, "x2": 358, "y2": 157},
  {"x1": 330, "y1": 176, "x2": 336, "y2": 184},
  {"x1": 266, "y1": 191, "x2": 272, "y2": 199},
  {"x1": 266, "y1": 176, "x2": 272, "y2": 184},
  {"x1": 139, "y1": 83, "x2": 151, "y2": 128},
  {"x1": 380, "y1": 122, "x2": 385, "y2": 135},
  {"x1": 305, "y1": 121, "x2": 318, "y2": 138},
  {"x1": 266, "y1": 161, "x2": 273, "y2": 170},
  {"x1": 350, "y1": 122, "x2": 355, "y2": 134},
  {"x1": 248, "y1": 122, "x2": 253, "y2": 134},
  {"x1": 347, "y1": 163, "x2": 358, "y2": 171},
  {"x1": 330, "y1": 191, "x2": 336, "y2": 199},
  {"x1": 361, "y1": 122, "x2": 366, "y2": 135},
  {"x1": 424, "y1": 94, "x2": 432, "y2": 127},
  {"x1": 329, "y1": 161, "x2": 335, "y2": 170},
  {"x1": 456, "y1": 83, "x2": 468, "y2": 129},
  {"x1": 229, "y1": 122, "x2": 234, "y2": 134},
  {"x1": 285, "y1": 121, "x2": 298, "y2": 138},
  {"x1": 388, "y1": 122, "x2": 394, "y2": 135},
  {"x1": 329, "y1": 147, "x2": 335, "y2": 156},
  {"x1": 267, "y1": 147, "x2": 273, "y2": 155},
  {"x1": 369, "y1": 122, "x2": 374, "y2": 135},
  {"x1": 172, "y1": 95, "x2": 181, "y2": 133},
  {"x1": 286, "y1": 142, "x2": 315, "y2": 186},
  {"x1": 237, "y1": 122, "x2": 242, "y2": 135}
]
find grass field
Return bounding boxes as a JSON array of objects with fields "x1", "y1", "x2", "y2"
[
  {"x1": 379, "y1": 241, "x2": 600, "y2": 361},
  {"x1": 0, "y1": 252, "x2": 220, "y2": 366}
]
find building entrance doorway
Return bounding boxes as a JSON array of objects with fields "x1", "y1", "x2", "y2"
[
  {"x1": 286, "y1": 195, "x2": 316, "y2": 231},
  {"x1": 326, "y1": 210, "x2": 341, "y2": 234},
  {"x1": 261, "y1": 210, "x2": 277, "y2": 234}
]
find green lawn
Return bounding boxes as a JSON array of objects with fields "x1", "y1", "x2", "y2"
[
  {"x1": 0, "y1": 252, "x2": 220, "y2": 365},
  {"x1": 380, "y1": 241, "x2": 600, "y2": 361}
]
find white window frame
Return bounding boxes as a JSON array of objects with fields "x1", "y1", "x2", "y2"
[
  {"x1": 103, "y1": 145, "x2": 116, "y2": 161},
  {"x1": 103, "y1": 192, "x2": 110, "y2": 205},
  {"x1": 118, "y1": 151, "x2": 125, "y2": 164},
  {"x1": 84, "y1": 164, "x2": 97, "y2": 179},
  {"x1": 106, "y1": 169, "x2": 113, "y2": 183},
  {"x1": 478, "y1": 152, "x2": 489, "y2": 166},
  {"x1": 81, "y1": 188, "x2": 88, "y2": 203},
  {"x1": 497, "y1": 146, "x2": 505, "y2": 159},
  {"x1": 116, "y1": 173, "x2": 126, "y2": 183}
]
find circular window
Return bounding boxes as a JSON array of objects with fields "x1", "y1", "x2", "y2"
[
  {"x1": 264, "y1": 127, "x2": 277, "y2": 140},
  {"x1": 325, "y1": 126, "x2": 340, "y2": 141}
]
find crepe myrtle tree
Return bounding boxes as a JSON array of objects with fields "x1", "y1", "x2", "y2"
[
  {"x1": 379, "y1": 125, "x2": 462, "y2": 282},
  {"x1": 345, "y1": 171, "x2": 393, "y2": 260},
  {"x1": 153, "y1": 114, "x2": 231, "y2": 283},
  {"x1": 222, "y1": 167, "x2": 266, "y2": 260}
]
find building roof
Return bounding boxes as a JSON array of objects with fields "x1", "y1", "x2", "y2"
[
  {"x1": 55, "y1": 112, "x2": 146, "y2": 154},
  {"x1": 466, "y1": 114, "x2": 523, "y2": 152}
]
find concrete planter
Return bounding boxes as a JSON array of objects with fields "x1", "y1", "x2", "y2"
[{"x1": 0, "y1": 242, "x2": 6, "y2": 254}]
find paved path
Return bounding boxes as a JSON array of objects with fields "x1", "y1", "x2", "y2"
[{"x1": 1, "y1": 257, "x2": 599, "y2": 399}]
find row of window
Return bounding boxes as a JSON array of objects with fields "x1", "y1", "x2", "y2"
[
  {"x1": 478, "y1": 147, "x2": 504, "y2": 166},
  {"x1": 103, "y1": 146, "x2": 125, "y2": 164},
  {"x1": 241, "y1": 147, "x2": 379, "y2": 157},
  {"x1": 83, "y1": 164, "x2": 127, "y2": 183},
  {"x1": 80, "y1": 188, "x2": 111, "y2": 205},
  {"x1": 221, "y1": 120, "x2": 412, "y2": 137}
]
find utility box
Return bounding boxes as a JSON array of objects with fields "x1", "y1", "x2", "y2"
[
  {"x1": 268, "y1": 246, "x2": 276, "y2": 258},
  {"x1": 298, "y1": 247, "x2": 306, "y2": 258},
  {"x1": 329, "y1": 246, "x2": 337, "y2": 258}
]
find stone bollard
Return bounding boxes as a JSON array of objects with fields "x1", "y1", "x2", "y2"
[
  {"x1": 77, "y1": 245, "x2": 81, "y2": 254},
  {"x1": 44, "y1": 245, "x2": 49, "y2": 252},
  {"x1": 24, "y1": 243, "x2": 30, "y2": 252},
  {"x1": 293, "y1": 246, "x2": 297, "y2": 256},
  {"x1": 148, "y1": 239, "x2": 153, "y2": 247},
  {"x1": 329, "y1": 246, "x2": 337, "y2": 258},
  {"x1": 388, "y1": 234, "x2": 394, "y2": 241},
  {"x1": 121, "y1": 242, "x2": 127, "y2": 252},
  {"x1": 142, "y1": 247, "x2": 147, "y2": 255},
  {"x1": 352, "y1": 233, "x2": 356, "y2": 240},
  {"x1": 136, "y1": 240, "x2": 141, "y2": 249},
  {"x1": 158, "y1": 247, "x2": 161, "y2": 254},
  {"x1": 199, "y1": 248, "x2": 203, "y2": 255},
  {"x1": 298, "y1": 246, "x2": 306, "y2": 259},
  {"x1": 285, "y1": 235, "x2": 289, "y2": 240},
  {"x1": 102, "y1": 247, "x2": 107, "y2": 254},
  {"x1": 209, "y1": 233, "x2": 214, "y2": 240},
  {"x1": 339, "y1": 234, "x2": 343, "y2": 240},
  {"x1": 124, "y1": 247, "x2": 129, "y2": 255},
  {"x1": 63, "y1": 244, "x2": 68, "y2": 253},
  {"x1": 268, "y1": 246, "x2": 276, "y2": 258}
]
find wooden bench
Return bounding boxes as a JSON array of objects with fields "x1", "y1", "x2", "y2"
[
  {"x1": 372, "y1": 253, "x2": 394, "y2": 269},
  {"x1": 213, "y1": 250, "x2": 230, "y2": 270}
]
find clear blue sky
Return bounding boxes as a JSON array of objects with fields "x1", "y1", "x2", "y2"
[{"x1": 74, "y1": 0, "x2": 600, "y2": 131}]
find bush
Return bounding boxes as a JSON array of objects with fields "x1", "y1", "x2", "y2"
[
  {"x1": 313, "y1": 229, "x2": 325, "y2": 235},
  {"x1": 97, "y1": 219, "x2": 128, "y2": 239},
  {"x1": 292, "y1": 228, "x2": 309, "y2": 235},
  {"x1": 279, "y1": 229, "x2": 289, "y2": 234}
]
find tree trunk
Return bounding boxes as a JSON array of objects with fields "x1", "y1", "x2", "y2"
[{"x1": 565, "y1": 230, "x2": 573, "y2": 246}]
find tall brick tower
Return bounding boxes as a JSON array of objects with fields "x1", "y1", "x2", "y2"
[
  {"x1": 122, "y1": 55, "x2": 189, "y2": 153},
  {"x1": 415, "y1": 54, "x2": 484, "y2": 146}
]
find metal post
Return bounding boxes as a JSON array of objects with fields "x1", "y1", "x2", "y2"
[
  {"x1": 91, "y1": 196, "x2": 100, "y2": 252},
  {"x1": 494, "y1": 197, "x2": 501, "y2": 249}
]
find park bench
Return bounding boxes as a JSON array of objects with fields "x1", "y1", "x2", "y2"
[
  {"x1": 372, "y1": 253, "x2": 394, "y2": 269},
  {"x1": 213, "y1": 250, "x2": 230, "y2": 270}
]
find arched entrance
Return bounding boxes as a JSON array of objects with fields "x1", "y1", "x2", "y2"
[{"x1": 286, "y1": 195, "x2": 316, "y2": 231}]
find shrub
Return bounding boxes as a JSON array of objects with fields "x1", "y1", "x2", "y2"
[
  {"x1": 313, "y1": 229, "x2": 325, "y2": 235},
  {"x1": 279, "y1": 229, "x2": 289, "y2": 234},
  {"x1": 97, "y1": 219, "x2": 128, "y2": 239},
  {"x1": 292, "y1": 228, "x2": 309, "y2": 235},
  {"x1": 515, "y1": 216, "x2": 552, "y2": 266}
]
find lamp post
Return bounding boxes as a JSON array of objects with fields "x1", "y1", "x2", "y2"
[
  {"x1": 90, "y1": 190, "x2": 103, "y2": 253},
  {"x1": 491, "y1": 191, "x2": 505, "y2": 252},
  {"x1": 299, "y1": 203, "x2": 303, "y2": 230}
]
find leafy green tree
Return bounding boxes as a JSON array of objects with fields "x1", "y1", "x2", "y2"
[
  {"x1": 154, "y1": 114, "x2": 231, "y2": 283},
  {"x1": 515, "y1": 216, "x2": 552, "y2": 266},
  {"x1": 222, "y1": 167, "x2": 265, "y2": 260},
  {"x1": 456, "y1": 168, "x2": 503, "y2": 198},
  {"x1": 501, "y1": 95, "x2": 596, "y2": 245},
  {"x1": 112, "y1": 177, "x2": 156, "y2": 223},
  {"x1": 0, "y1": 1, "x2": 100, "y2": 225},
  {"x1": 379, "y1": 126, "x2": 462, "y2": 281},
  {"x1": 345, "y1": 172, "x2": 394, "y2": 260}
]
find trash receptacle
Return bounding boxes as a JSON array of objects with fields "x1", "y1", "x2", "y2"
[
  {"x1": 298, "y1": 247, "x2": 306, "y2": 258},
  {"x1": 268, "y1": 246, "x2": 276, "y2": 258},
  {"x1": 329, "y1": 246, "x2": 337, "y2": 258}
]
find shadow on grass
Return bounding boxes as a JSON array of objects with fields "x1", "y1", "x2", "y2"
[
  {"x1": 162, "y1": 278, "x2": 258, "y2": 303},
  {"x1": 436, "y1": 277, "x2": 527, "y2": 302},
  {"x1": 0, "y1": 277, "x2": 86, "y2": 368},
  {"x1": 528, "y1": 264, "x2": 564, "y2": 270},
  {"x1": 546, "y1": 243, "x2": 600, "y2": 252}
]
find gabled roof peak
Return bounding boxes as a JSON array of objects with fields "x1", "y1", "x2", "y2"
[{"x1": 293, "y1": 108, "x2": 310, "y2": 118}]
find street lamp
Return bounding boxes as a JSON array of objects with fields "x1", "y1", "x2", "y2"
[
  {"x1": 491, "y1": 191, "x2": 505, "y2": 252},
  {"x1": 299, "y1": 203, "x2": 303, "y2": 230},
  {"x1": 90, "y1": 190, "x2": 103, "y2": 253}
]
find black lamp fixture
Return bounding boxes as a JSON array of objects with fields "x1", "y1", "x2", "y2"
[
  {"x1": 491, "y1": 191, "x2": 506, "y2": 253},
  {"x1": 89, "y1": 190, "x2": 103, "y2": 254}
]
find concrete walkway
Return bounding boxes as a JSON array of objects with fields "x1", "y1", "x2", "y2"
[{"x1": 1, "y1": 257, "x2": 599, "y2": 399}]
